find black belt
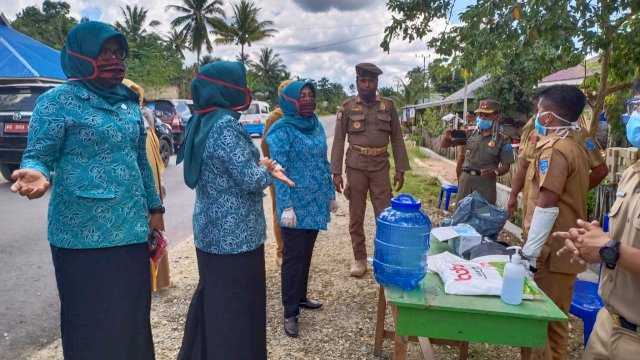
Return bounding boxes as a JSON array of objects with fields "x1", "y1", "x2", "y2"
[
  {"x1": 608, "y1": 308, "x2": 639, "y2": 333},
  {"x1": 463, "y1": 169, "x2": 481, "y2": 176}
]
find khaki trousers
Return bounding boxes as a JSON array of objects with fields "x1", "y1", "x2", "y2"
[
  {"x1": 268, "y1": 184, "x2": 284, "y2": 259},
  {"x1": 458, "y1": 172, "x2": 497, "y2": 205},
  {"x1": 583, "y1": 308, "x2": 640, "y2": 360},
  {"x1": 344, "y1": 165, "x2": 392, "y2": 261},
  {"x1": 532, "y1": 257, "x2": 577, "y2": 360}
]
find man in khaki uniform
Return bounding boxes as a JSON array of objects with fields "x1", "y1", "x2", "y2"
[
  {"x1": 330, "y1": 63, "x2": 410, "y2": 277},
  {"x1": 520, "y1": 85, "x2": 591, "y2": 360},
  {"x1": 508, "y1": 113, "x2": 608, "y2": 221},
  {"x1": 261, "y1": 79, "x2": 293, "y2": 267},
  {"x1": 442, "y1": 100, "x2": 514, "y2": 205},
  {"x1": 554, "y1": 78, "x2": 640, "y2": 360}
]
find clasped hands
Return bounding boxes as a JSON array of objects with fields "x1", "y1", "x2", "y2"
[
  {"x1": 554, "y1": 219, "x2": 609, "y2": 265},
  {"x1": 259, "y1": 158, "x2": 295, "y2": 187}
]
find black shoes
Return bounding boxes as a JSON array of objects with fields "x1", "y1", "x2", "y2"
[
  {"x1": 299, "y1": 298, "x2": 323, "y2": 310},
  {"x1": 284, "y1": 316, "x2": 299, "y2": 338}
]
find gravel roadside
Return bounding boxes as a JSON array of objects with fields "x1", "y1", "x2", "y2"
[{"x1": 25, "y1": 143, "x2": 585, "y2": 360}]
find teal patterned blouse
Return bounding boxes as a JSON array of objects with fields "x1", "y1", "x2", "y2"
[
  {"x1": 20, "y1": 82, "x2": 162, "y2": 249},
  {"x1": 193, "y1": 114, "x2": 273, "y2": 254}
]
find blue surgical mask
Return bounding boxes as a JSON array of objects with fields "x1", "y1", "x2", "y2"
[
  {"x1": 534, "y1": 113, "x2": 547, "y2": 136},
  {"x1": 477, "y1": 118, "x2": 493, "y2": 130},
  {"x1": 626, "y1": 111, "x2": 640, "y2": 147}
]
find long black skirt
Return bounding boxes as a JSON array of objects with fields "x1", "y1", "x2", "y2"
[
  {"x1": 50, "y1": 242, "x2": 154, "y2": 360},
  {"x1": 178, "y1": 245, "x2": 266, "y2": 360}
]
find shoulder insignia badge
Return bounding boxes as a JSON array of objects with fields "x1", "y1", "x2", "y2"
[
  {"x1": 353, "y1": 121, "x2": 362, "y2": 129},
  {"x1": 504, "y1": 143, "x2": 513, "y2": 152},
  {"x1": 585, "y1": 139, "x2": 596, "y2": 151},
  {"x1": 539, "y1": 159, "x2": 549, "y2": 175},
  {"x1": 379, "y1": 102, "x2": 386, "y2": 111}
]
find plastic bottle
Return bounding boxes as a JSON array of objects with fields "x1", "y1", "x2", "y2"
[
  {"x1": 501, "y1": 246, "x2": 525, "y2": 305},
  {"x1": 373, "y1": 194, "x2": 432, "y2": 290}
]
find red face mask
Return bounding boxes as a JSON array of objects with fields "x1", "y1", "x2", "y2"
[
  {"x1": 298, "y1": 99, "x2": 316, "y2": 117},
  {"x1": 96, "y1": 58, "x2": 126, "y2": 88},
  {"x1": 193, "y1": 74, "x2": 252, "y2": 114}
]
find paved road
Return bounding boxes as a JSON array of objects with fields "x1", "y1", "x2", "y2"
[{"x1": 0, "y1": 114, "x2": 335, "y2": 359}]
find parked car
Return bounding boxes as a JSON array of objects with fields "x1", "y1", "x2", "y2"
[
  {"x1": 0, "y1": 83, "x2": 58, "y2": 180},
  {"x1": 148, "y1": 99, "x2": 194, "y2": 151},
  {"x1": 151, "y1": 114, "x2": 174, "y2": 167},
  {"x1": 239, "y1": 100, "x2": 271, "y2": 137}
]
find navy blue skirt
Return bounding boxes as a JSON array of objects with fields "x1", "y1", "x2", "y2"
[
  {"x1": 50, "y1": 242, "x2": 154, "y2": 360},
  {"x1": 178, "y1": 245, "x2": 266, "y2": 360}
]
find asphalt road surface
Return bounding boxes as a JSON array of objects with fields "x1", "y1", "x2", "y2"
[{"x1": 0, "y1": 114, "x2": 335, "y2": 359}]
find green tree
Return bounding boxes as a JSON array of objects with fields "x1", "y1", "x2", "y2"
[
  {"x1": 428, "y1": 58, "x2": 464, "y2": 96},
  {"x1": 251, "y1": 47, "x2": 286, "y2": 86},
  {"x1": 201, "y1": 54, "x2": 221, "y2": 65},
  {"x1": 212, "y1": 0, "x2": 277, "y2": 62},
  {"x1": 126, "y1": 33, "x2": 184, "y2": 96},
  {"x1": 114, "y1": 5, "x2": 160, "y2": 43},
  {"x1": 166, "y1": 29, "x2": 189, "y2": 59},
  {"x1": 166, "y1": 0, "x2": 226, "y2": 65},
  {"x1": 382, "y1": 0, "x2": 640, "y2": 134},
  {"x1": 12, "y1": 0, "x2": 77, "y2": 49}
]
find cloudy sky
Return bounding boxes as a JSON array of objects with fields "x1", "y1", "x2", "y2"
[{"x1": 4, "y1": 0, "x2": 473, "y2": 89}]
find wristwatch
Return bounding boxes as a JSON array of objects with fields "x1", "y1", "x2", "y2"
[
  {"x1": 599, "y1": 239, "x2": 621, "y2": 269},
  {"x1": 149, "y1": 205, "x2": 166, "y2": 215}
]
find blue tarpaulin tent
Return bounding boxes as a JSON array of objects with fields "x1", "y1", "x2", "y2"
[{"x1": 0, "y1": 19, "x2": 66, "y2": 83}]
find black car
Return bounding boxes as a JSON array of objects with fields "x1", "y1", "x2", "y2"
[
  {"x1": 0, "y1": 83, "x2": 57, "y2": 180},
  {"x1": 0, "y1": 83, "x2": 175, "y2": 180},
  {"x1": 148, "y1": 99, "x2": 194, "y2": 151},
  {"x1": 151, "y1": 114, "x2": 174, "y2": 167}
]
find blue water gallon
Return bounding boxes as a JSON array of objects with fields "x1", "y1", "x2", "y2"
[{"x1": 373, "y1": 194, "x2": 432, "y2": 290}]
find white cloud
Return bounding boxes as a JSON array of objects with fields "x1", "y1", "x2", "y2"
[{"x1": 3, "y1": 0, "x2": 448, "y2": 90}]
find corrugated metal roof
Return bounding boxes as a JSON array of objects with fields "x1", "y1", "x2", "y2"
[{"x1": 539, "y1": 57, "x2": 599, "y2": 84}]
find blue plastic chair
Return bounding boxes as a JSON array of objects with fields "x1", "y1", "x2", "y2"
[
  {"x1": 570, "y1": 265, "x2": 604, "y2": 347},
  {"x1": 437, "y1": 184, "x2": 458, "y2": 211}
]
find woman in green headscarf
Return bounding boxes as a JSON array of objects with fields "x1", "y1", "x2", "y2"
[
  {"x1": 11, "y1": 21, "x2": 162, "y2": 359},
  {"x1": 177, "y1": 61, "x2": 292, "y2": 360}
]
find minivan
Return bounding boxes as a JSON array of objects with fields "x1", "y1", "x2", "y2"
[{"x1": 239, "y1": 101, "x2": 271, "y2": 137}]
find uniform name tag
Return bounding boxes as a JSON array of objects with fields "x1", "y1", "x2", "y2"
[{"x1": 615, "y1": 190, "x2": 626, "y2": 197}]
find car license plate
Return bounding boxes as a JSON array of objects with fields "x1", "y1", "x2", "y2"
[{"x1": 4, "y1": 123, "x2": 29, "y2": 133}]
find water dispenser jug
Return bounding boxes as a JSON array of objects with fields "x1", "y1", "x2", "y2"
[{"x1": 373, "y1": 194, "x2": 432, "y2": 290}]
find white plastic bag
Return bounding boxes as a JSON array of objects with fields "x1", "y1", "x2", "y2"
[{"x1": 428, "y1": 252, "x2": 541, "y2": 299}]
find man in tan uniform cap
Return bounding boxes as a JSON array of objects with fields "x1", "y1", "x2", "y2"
[
  {"x1": 555, "y1": 77, "x2": 640, "y2": 360},
  {"x1": 442, "y1": 99, "x2": 514, "y2": 204},
  {"x1": 331, "y1": 62, "x2": 410, "y2": 277},
  {"x1": 520, "y1": 85, "x2": 591, "y2": 360}
]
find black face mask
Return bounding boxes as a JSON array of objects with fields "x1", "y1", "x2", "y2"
[{"x1": 95, "y1": 58, "x2": 126, "y2": 88}]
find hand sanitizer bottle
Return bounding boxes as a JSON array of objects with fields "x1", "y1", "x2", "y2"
[{"x1": 501, "y1": 246, "x2": 525, "y2": 305}]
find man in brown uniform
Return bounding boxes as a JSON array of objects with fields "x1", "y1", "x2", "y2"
[
  {"x1": 520, "y1": 85, "x2": 591, "y2": 360},
  {"x1": 442, "y1": 100, "x2": 514, "y2": 205},
  {"x1": 508, "y1": 108, "x2": 608, "y2": 220},
  {"x1": 261, "y1": 79, "x2": 293, "y2": 267},
  {"x1": 330, "y1": 63, "x2": 410, "y2": 277},
  {"x1": 554, "y1": 77, "x2": 640, "y2": 360}
]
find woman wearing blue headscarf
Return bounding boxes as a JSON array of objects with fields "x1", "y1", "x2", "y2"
[
  {"x1": 265, "y1": 81, "x2": 337, "y2": 337},
  {"x1": 177, "y1": 61, "x2": 292, "y2": 359},
  {"x1": 11, "y1": 21, "x2": 162, "y2": 359}
]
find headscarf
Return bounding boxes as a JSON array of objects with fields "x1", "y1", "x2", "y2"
[
  {"x1": 61, "y1": 21, "x2": 137, "y2": 105},
  {"x1": 177, "y1": 61, "x2": 252, "y2": 189},
  {"x1": 266, "y1": 81, "x2": 320, "y2": 135}
]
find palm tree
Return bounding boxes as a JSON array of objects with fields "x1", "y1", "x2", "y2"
[
  {"x1": 251, "y1": 47, "x2": 286, "y2": 86},
  {"x1": 114, "y1": 5, "x2": 160, "y2": 41},
  {"x1": 166, "y1": 0, "x2": 226, "y2": 65},
  {"x1": 166, "y1": 29, "x2": 189, "y2": 59},
  {"x1": 213, "y1": 0, "x2": 277, "y2": 62}
]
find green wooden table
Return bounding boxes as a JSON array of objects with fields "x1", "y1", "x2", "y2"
[{"x1": 373, "y1": 240, "x2": 567, "y2": 360}]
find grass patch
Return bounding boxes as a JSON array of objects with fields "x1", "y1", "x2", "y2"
[{"x1": 389, "y1": 142, "x2": 442, "y2": 207}]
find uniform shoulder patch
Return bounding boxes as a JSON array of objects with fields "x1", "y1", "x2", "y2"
[
  {"x1": 585, "y1": 139, "x2": 596, "y2": 151},
  {"x1": 539, "y1": 159, "x2": 549, "y2": 175},
  {"x1": 503, "y1": 143, "x2": 513, "y2": 152},
  {"x1": 341, "y1": 97, "x2": 356, "y2": 106}
]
